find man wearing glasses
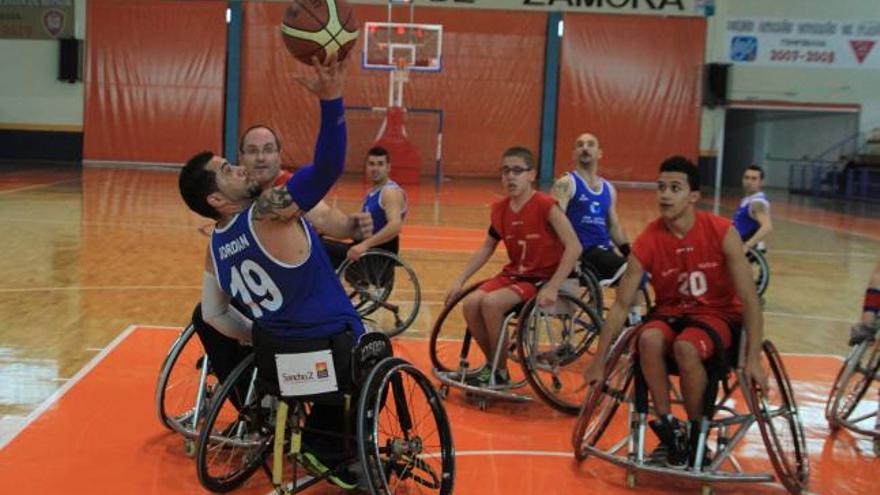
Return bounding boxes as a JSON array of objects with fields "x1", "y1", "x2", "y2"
[
  {"x1": 552, "y1": 133, "x2": 631, "y2": 286},
  {"x1": 444, "y1": 147, "x2": 581, "y2": 388}
]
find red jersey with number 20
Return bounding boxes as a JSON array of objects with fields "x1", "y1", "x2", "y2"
[
  {"x1": 491, "y1": 191, "x2": 563, "y2": 280},
  {"x1": 632, "y1": 211, "x2": 742, "y2": 321}
]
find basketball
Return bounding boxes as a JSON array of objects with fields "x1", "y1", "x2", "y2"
[{"x1": 280, "y1": 0, "x2": 359, "y2": 65}]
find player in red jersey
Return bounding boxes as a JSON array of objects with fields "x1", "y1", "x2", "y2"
[
  {"x1": 583, "y1": 156, "x2": 766, "y2": 468},
  {"x1": 445, "y1": 147, "x2": 582, "y2": 387}
]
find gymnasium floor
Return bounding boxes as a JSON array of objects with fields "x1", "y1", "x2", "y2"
[{"x1": 0, "y1": 164, "x2": 878, "y2": 494}]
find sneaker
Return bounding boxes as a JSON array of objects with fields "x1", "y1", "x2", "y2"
[
  {"x1": 297, "y1": 450, "x2": 358, "y2": 490},
  {"x1": 648, "y1": 415, "x2": 688, "y2": 469},
  {"x1": 848, "y1": 322, "x2": 878, "y2": 346},
  {"x1": 466, "y1": 367, "x2": 510, "y2": 388}
]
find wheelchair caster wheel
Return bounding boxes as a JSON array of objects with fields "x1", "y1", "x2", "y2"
[
  {"x1": 184, "y1": 438, "x2": 196, "y2": 457},
  {"x1": 438, "y1": 385, "x2": 449, "y2": 400},
  {"x1": 625, "y1": 471, "x2": 637, "y2": 488},
  {"x1": 874, "y1": 437, "x2": 879, "y2": 457},
  {"x1": 478, "y1": 399, "x2": 488, "y2": 411},
  {"x1": 701, "y1": 484, "x2": 713, "y2": 495}
]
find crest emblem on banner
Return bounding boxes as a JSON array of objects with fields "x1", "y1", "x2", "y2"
[
  {"x1": 42, "y1": 8, "x2": 65, "y2": 38},
  {"x1": 730, "y1": 36, "x2": 757, "y2": 62},
  {"x1": 849, "y1": 40, "x2": 876, "y2": 64}
]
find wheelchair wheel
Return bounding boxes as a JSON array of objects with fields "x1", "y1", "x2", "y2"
[
  {"x1": 337, "y1": 249, "x2": 421, "y2": 337},
  {"x1": 572, "y1": 328, "x2": 637, "y2": 460},
  {"x1": 358, "y1": 357, "x2": 455, "y2": 495},
  {"x1": 825, "y1": 339, "x2": 880, "y2": 428},
  {"x1": 516, "y1": 292, "x2": 603, "y2": 414},
  {"x1": 746, "y1": 248, "x2": 770, "y2": 297},
  {"x1": 196, "y1": 354, "x2": 272, "y2": 493},
  {"x1": 750, "y1": 341, "x2": 809, "y2": 494},
  {"x1": 574, "y1": 267, "x2": 604, "y2": 317},
  {"x1": 156, "y1": 324, "x2": 217, "y2": 435},
  {"x1": 429, "y1": 281, "x2": 489, "y2": 374}
]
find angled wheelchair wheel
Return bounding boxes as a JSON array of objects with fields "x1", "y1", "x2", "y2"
[
  {"x1": 429, "y1": 281, "x2": 489, "y2": 374},
  {"x1": 746, "y1": 248, "x2": 770, "y2": 297},
  {"x1": 825, "y1": 339, "x2": 880, "y2": 428},
  {"x1": 750, "y1": 341, "x2": 809, "y2": 495},
  {"x1": 575, "y1": 267, "x2": 604, "y2": 317},
  {"x1": 156, "y1": 324, "x2": 217, "y2": 435},
  {"x1": 517, "y1": 292, "x2": 603, "y2": 414},
  {"x1": 571, "y1": 328, "x2": 637, "y2": 460},
  {"x1": 358, "y1": 357, "x2": 455, "y2": 495},
  {"x1": 337, "y1": 249, "x2": 421, "y2": 337},
  {"x1": 196, "y1": 354, "x2": 272, "y2": 493}
]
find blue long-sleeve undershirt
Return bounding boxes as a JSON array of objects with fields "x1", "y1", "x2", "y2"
[{"x1": 285, "y1": 97, "x2": 346, "y2": 211}]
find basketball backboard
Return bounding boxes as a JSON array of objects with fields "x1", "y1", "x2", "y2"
[{"x1": 362, "y1": 22, "x2": 442, "y2": 72}]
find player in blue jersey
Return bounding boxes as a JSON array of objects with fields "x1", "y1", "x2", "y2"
[
  {"x1": 178, "y1": 55, "x2": 362, "y2": 489},
  {"x1": 732, "y1": 165, "x2": 772, "y2": 253},
  {"x1": 323, "y1": 146, "x2": 406, "y2": 267},
  {"x1": 552, "y1": 133, "x2": 631, "y2": 285}
]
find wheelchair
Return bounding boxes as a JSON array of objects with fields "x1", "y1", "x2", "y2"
[
  {"x1": 194, "y1": 330, "x2": 455, "y2": 494},
  {"x1": 572, "y1": 324, "x2": 809, "y2": 495},
  {"x1": 155, "y1": 323, "x2": 218, "y2": 456},
  {"x1": 337, "y1": 248, "x2": 421, "y2": 337},
  {"x1": 429, "y1": 278, "x2": 604, "y2": 413},
  {"x1": 746, "y1": 247, "x2": 770, "y2": 298},
  {"x1": 825, "y1": 331, "x2": 880, "y2": 456}
]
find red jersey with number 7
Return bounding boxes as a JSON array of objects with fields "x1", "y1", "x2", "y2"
[
  {"x1": 632, "y1": 211, "x2": 742, "y2": 320},
  {"x1": 490, "y1": 191, "x2": 564, "y2": 280}
]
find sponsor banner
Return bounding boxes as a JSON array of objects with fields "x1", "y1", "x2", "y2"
[
  {"x1": 726, "y1": 18, "x2": 880, "y2": 70},
  {"x1": 0, "y1": 0, "x2": 74, "y2": 40},
  {"x1": 358, "y1": 0, "x2": 699, "y2": 17}
]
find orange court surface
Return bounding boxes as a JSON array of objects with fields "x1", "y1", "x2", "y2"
[{"x1": 0, "y1": 167, "x2": 878, "y2": 494}]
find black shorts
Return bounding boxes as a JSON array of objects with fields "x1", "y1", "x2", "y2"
[{"x1": 580, "y1": 246, "x2": 627, "y2": 285}]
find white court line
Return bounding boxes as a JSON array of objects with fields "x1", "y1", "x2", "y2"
[
  {"x1": 0, "y1": 324, "x2": 138, "y2": 450},
  {"x1": 0, "y1": 285, "x2": 200, "y2": 293},
  {"x1": 764, "y1": 311, "x2": 851, "y2": 324},
  {"x1": 770, "y1": 249, "x2": 877, "y2": 258},
  {"x1": 0, "y1": 178, "x2": 80, "y2": 195}
]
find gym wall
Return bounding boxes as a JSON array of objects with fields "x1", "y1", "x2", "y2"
[
  {"x1": 82, "y1": 0, "x2": 227, "y2": 164},
  {"x1": 240, "y1": 3, "x2": 546, "y2": 177},
  {"x1": 554, "y1": 13, "x2": 706, "y2": 183}
]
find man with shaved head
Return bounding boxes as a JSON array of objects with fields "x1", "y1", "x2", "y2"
[{"x1": 552, "y1": 133, "x2": 630, "y2": 286}]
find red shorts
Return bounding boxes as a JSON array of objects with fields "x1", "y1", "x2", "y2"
[
  {"x1": 638, "y1": 314, "x2": 735, "y2": 361},
  {"x1": 479, "y1": 274, "x2": 540, "y2": 301}
]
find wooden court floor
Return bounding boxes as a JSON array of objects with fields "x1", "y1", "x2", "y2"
[{"x1": 0, "y1": 164, "x2": 878, "y2": 494}]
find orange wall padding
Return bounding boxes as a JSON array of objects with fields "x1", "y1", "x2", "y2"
[
  {"x1": 83, "y1": 0, "x2": 226, "y2": 164},
  {"x1": 554, "y1": 14, "x2": 706, "y2": 182},
  {"x1": 241, "y1": 4, "x2": 546, "y2": 177}
]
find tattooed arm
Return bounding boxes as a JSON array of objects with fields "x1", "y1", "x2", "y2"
[
  {"x1": 551, "y1": 174, "x2": 574, "y2": 212},
  {"x1": 252, "y1": 185, "x2": 303, "y2": 223}
]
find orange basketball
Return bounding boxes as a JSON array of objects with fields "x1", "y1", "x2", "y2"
[{"x1": 280, "y1": 0, "x2": 359, "y2": 65}]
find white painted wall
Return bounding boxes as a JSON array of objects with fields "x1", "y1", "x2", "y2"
[
  {"x1": 701, "y1": 0, "x2": 880, "y2": 153},
  {"x1": 0, "y1": 0, "x2": 86, "y2": 129}
]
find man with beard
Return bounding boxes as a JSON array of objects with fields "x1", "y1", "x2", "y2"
[
  {"x1": 445, "y1": 147, "x2": 581, "y2": 388},
  {"x1": 552, "y1": 133, "x2": 630, "y2": 286},
  {"x1": 178, "y1": 56, "x2": 363, "y2": 489}
]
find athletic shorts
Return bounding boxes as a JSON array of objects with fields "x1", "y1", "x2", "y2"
[
  {"x1": 581, "y1": 246, "x2": 627, "y2": 285},
  {"x1": 638, "y1": 314, "x2": 735, "y2": 361},
  {"x1": 479, "y1": 274, "x2": 541, "y2": 301}
]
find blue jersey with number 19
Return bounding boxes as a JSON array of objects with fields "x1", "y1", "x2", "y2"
[{"x1": 210, "y1": 206, "x2": 364, "y2": 340}]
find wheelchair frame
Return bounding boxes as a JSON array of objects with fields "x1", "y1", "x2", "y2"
[
  {"x1": 572, "y1": 325, "x2": 809, "y2": 495},
  {"x1": 429, "y1": 279, "x2": 604, "y2": 413},
  {"x1": 825, "y1": 336, "x2": 880, "y2": 455},
  {"x1": 336, "y1": 248, "x2": 422, "y2": 338},
  {"x1": 193, "y1": 338, "x2": 455, "y2": 494}
]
